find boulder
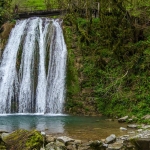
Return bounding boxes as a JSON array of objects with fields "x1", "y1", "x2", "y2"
[
  {"x1": 89, "y1": 140, "x2": 103, "y2": 149},
  {"x1": 3, "y1": 129, "x2": 43, "y2": 150},
  {"x1": 45, "y1": 142, "x2": 55, "y2": 150},
  {"x1": 74, "y1": 139, "x2": 82, "y2": 145},
  {"x1": 105, "y1": 134, "x2": 116, "y2": 144},
  {"x1": 57, "y1": 136, "x2": 74, "y2": 144},
  {"x1": 66, "y1": 144, "x2": 76, "y2": 150},
  {"x1": 0, "y1": 130, "x2": 8, "y2": 134},
  {"x1": 142, "y1": 114, "x2": 150, "y2": 120},
  {"x1": 45, "y1": 141, "x2": 66, "y2": 150},
  {"x1": 107, "y1": 142, "x2": 124, "y2": 150},
  {"x1": 1, "y1": 133, "x2": 10, "y2": 141},
  {"x1": 118, "y1": 116, "x2": 128, "y2": 123},
  {"x1": 120, "y1": 127, "x2": 127, "y2": 131},
  {"x1": 0, "y1": 136, "x2": 6, "y2": 150},
  {"x1": 127, "y1": 124, "x2": 138, "y2": 128},
  {"x1": 142, "y1": 125, "x2": 150, "y2": 129},
  {"x1": 46, "y1": 135, "x2": 55, "y2": 143}
]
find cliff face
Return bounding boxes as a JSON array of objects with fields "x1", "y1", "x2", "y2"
[{"x1": 63, "y1": 17, "x2": 101, "y2": 116}]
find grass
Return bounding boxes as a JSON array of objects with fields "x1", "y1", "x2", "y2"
[{"x1": 11, "y1": 0, "x2": 59, "y2": 11}]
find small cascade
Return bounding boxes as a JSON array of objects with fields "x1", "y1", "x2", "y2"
[{"x1": 0, "y1": 17, "x2": 67, "y2": 114}]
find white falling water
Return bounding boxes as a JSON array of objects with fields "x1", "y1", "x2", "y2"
[{"x1": 0, "y1": 17, "x2": 67, "y2": 114}]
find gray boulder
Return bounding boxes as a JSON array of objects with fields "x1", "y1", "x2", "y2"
[
  {"x1": 127, "y1": 124, "x2": 138, "y2": 128},
  {"x1": 118, "y1": 116, "x2": 128, "y2": 123},
  {"x1": 57, "y1": 136, "x2": 74, "y2": 144},
  {"x1": 105, "y1": 134, "x2": 116, "y2": 144}
]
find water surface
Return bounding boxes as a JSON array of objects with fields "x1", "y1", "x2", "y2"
[{"x1": 0, "y1": 115, "x2": 130, "y2": 140}]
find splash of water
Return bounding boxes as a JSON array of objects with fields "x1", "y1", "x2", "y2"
[{"x1": 0, "y1": 17, "x2": 67, "y2": 114}]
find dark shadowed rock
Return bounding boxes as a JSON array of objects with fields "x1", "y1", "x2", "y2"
[{"x1": 133, "y1": 138, "x2": 150, "y2": 150}]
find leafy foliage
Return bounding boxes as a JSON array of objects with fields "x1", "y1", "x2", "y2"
[
  {"x1": 0, "y1": 0, "x2": 12, "y2": 25},
  {"x1": 64, "y1": 0, "x2": 150, "y2": 118}
]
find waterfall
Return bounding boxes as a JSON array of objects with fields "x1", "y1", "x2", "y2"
[{"x1": 0, "y1": 17, "x2": 67, "y2": 114}]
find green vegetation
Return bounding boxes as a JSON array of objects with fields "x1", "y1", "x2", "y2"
[
  {"x1": 0, "y1": 0, "x2": 13, "y2": 25},
  {"x1": 64, "y1": 0, "x2": 150, "y2": 120},
  {"x1": 11, "y1": 0, "x2": 66, "y2": 11},
  {"x1": 4, "y1": 129, "x2": 43, "y2": 149},
  {"x1": 1, "y1": 0, "x2": 150, "y2": 120}
]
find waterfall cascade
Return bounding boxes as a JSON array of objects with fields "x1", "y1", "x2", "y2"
[{"x1": 0, "y1": 17, "x2": 67, "y2": 114}]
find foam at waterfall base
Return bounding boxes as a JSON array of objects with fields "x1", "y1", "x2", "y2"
[{"x1": 0, "y1": 113, "x2": 68, "y2": 116}]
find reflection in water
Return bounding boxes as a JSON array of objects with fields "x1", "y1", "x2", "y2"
[
  {"x1": 0, "y1": 115, "x2": 128, "y2": 140},
  {"x1": 0, "y1": 115, "x2": 65, "y2": 133}
]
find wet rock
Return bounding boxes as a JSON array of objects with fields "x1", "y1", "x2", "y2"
[
  {"x1": 142, "y1": 125, "x2": 150, "y2": 129},
  {"x1": 45, "y1": 142, "x2": 55, "y2": 150},
  {"x1": 107, "y1": 141, "x2": 124, "y2": 150},
  {"x1": 128, "y1": 119, "x2": 133, "y2": 123},
  {"x1": 0, "y1": 130, "x2": 8, "y2": 134},
  {"x1": 120, "y1": 127, "x2": 127, "y2": 131},
  {"x1": 142, "y1": 114, "x2": 150, "y2": 120},
  {"x1": 78, "y1": 142, "x2": 91, "y2": 150},
  {"x1": 66, "y1": 144, "x2": 76, "y2": 150},
  {"x1": 78, "y1": 145, "x2": 91, "y2": 150},
  {"x1": 128, "y1": 134, "x2": 142, "y2": 140},
  {"x1": 55, "y1": 140, "x2": 65, "y2": 147},
  {"x1": 89, "y1": 140, "x2": 103, "y2": 149},
  {"x1": 120, "y1": 135, "x2": 129, "y2": 140},
  {"x1": 105, "y1": 134, "x2": 116, "y2": 144},
  {"x1": 103, "y1": 143, "x2": 108, "y2": 148},
  {"x1": 46, "y1": 135, "x2": 55, "y2": 143},
  {"x1": 45, "y1": 141, "x2": 66, "y2": 150},
  {"x1": 74, "y1": 139, "x2": 82, "y2": 144},
  {"x1": 137, "y1": 129, "x2": 143, "y2": 133},
  {"x1": 118, "y1": 116, "x2": 128, "y2": 123},
  {"x1": 57, "y1": 136, "x2": 74, "y2": 144},
  {"x1": 1, "y1": 133, "x2": 10, "y2": 141},
  {"x1": 127, "y1": 131, "x2": 136, "y2": 134},
  {"x1": 127, "y1": 124, "x2": 138, "y2": 128},
  {"x1": 0, "y1": 136, "x2": 6, "y2": 150}
]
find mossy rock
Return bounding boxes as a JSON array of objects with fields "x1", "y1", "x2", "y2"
[
  {"x1": 0, "y1": 137, "x2": 6, "y2": 150},
  {"x1": 3, "y1": 129, "x2": 43, "y2": 150}
]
